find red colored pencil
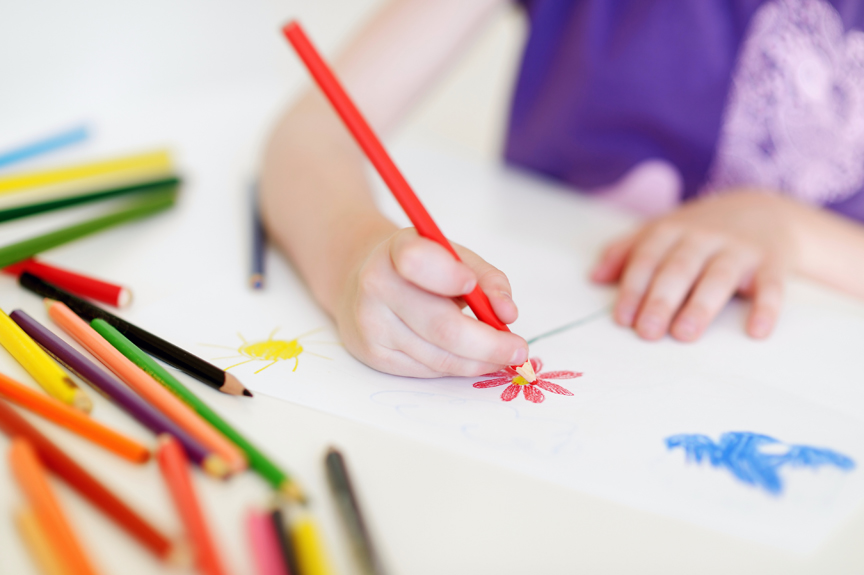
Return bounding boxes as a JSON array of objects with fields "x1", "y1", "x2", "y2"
[
  {"x1": 4, "y1": 258, "x2": 131, "y2": 308},
  {"x1": 0, "y1": 399, "x2": 181, "y2": 563},
  {"x1": 281, "y1": 21, "x2": 533, "y2": 378},
  {"x1": 157, "y1": 435, "x2": 227, "y2": 575}
]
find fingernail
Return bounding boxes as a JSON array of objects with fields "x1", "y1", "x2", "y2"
[
  {"x1": 675, "y1": 318, "x2": 697, "y2": 340},
  {"x1": 638, "y1": 315, "x2": 664, "y2": 338},
  {"x1": 750, "y1": 315, "x2": 772, "y2": 338},
  {"x1": 509, "y1": 348, "x2": 528, "y2": 365},
  {"x1": 590, "y1": 264, "x2": 608, "y2": 282},
  {"x1": 461, "y1": 279, "x2": 476, "y2": 293},
  {"x1": 616, "y1": 304, "x2": 636, "y2": 326}
]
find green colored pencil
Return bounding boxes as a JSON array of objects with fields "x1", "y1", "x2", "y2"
[
  {"x1": 0, "y1": 188, "x2": 177, "y2": 269},
  {"x1": 0, "y1": 176, "x2": 181, "y2": 224},
  {"x1": 90, "y1": 319, "x2": 304, "y2": 501}
]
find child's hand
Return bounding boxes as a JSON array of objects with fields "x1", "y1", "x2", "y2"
[
  {"x1": 335, "y1": 228, "x2": 529, "y2": 377},
  {"x1": 591, "y1": 191, "x2": 801, "y2": 341}
]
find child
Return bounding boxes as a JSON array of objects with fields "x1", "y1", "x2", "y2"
[{"x1": 261, "y1": 0, "x2": 864, "y2": 378}]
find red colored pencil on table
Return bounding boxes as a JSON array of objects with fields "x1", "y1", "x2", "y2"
[
  {"x1": 157, "y1": 435, "x2": 227, "y2": 575},
  {"x1": 0, "y1": 399, "x2": 183, "y2": 564},
  {"x1": 281, "y1": 20, "x2": 536, "y2": 381},
  {"x1": 4, "y1": 258, "x2": 131, "y2": 308}
]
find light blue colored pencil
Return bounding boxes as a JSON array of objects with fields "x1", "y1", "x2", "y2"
[{"x1": 0, "y1": 126, "x2": 89, "y2": 170}]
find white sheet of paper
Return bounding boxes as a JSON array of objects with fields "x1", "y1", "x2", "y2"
[{"x1": 13, "y1": 144, "x2": 864, "y2": 554}]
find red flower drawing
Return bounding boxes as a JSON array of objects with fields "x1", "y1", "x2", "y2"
[{"x1": 473, "y1": 358, "x2": 581, "y2": 403}]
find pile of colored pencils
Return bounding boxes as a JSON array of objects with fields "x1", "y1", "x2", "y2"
[
  {"x1": 0, "y1": 126, "x2": 339, "y2": 575},
  {"x1": 1, "y1": 19, "x2": 398, "y2": 575}
]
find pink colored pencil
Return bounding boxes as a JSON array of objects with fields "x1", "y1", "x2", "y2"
[{"x1": 248, "y1": 508, "x2": 291, "y2": 575}]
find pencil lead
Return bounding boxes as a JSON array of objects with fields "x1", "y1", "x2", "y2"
[{"x1": 243, "y1": 388, "x2": 254, "y2": 397}]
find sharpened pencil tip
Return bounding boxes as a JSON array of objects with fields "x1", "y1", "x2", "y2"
[
  {"x1": 72, "y1": 387, "x2": 93, "y2": 413},
  {"x1": 221, "y1": 372, "x2": 250, "y2": 397},
  {"x1": 165, "y1": 539, "x2": 193, "y2": 568},
  {"x1": 514, "y1": 360, "x2": 537, "y2": 383},
  {"x1": 279, "y1": 480, "x2": 307, "y2": 505},
  {"x1": 243, "y1": 388, "x2": 253, "y2": 397},
  {"x1": 203, "y1": 455, "x2": 231, "y2": 480}
]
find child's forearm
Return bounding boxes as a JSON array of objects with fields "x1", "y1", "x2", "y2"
[
  {"x1": 259, "y1": 0, "x2": 506, "y2": 317},
  {"x1": 792, "y1": 202, "x2": 864, "y2": 298},
  {"x1": 260, "y1": 91, "x2": 397, "y2": 315}
]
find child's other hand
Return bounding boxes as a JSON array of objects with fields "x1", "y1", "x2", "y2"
[
  {"x1": 591, "y1": 191, "x2": 801, "y2": 341},
  {"x1": 336, "y1": 228, "x2": 529, "y2": 378}
]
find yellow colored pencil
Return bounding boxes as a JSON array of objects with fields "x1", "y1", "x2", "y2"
[
  {"x1": 0, "y1": 150, "x2": 172, "y2": 196},
  {"x1": 290, "y1": 509, "x2": 334, "y2": 575},
  {"x1": 15, "y1": 507, "x2": 69, "y2": 575},
  {"x1": 0, "y1": 308, "x2": 90, "y2": 412}
]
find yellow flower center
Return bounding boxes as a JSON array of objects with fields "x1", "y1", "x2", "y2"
[{"x1": 511, "y1": 376, "x2": 530, "y2": 386}]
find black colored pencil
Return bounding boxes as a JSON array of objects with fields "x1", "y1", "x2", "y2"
[
  {"x1": 19, "y1": 273, "x2": 253, "y2": 398},
  {"x1": 250, "y1": 183, "x2": 266, "y2": 290},
  {"x1": 0, "y1": 176, "x2": 181, "y2": 224},
  {"x1": 270, "y1": 507, "x2": 300, "y2": 575},
  {"x1": 325, "y1": 448, "x2": 386, "y2": 575}
]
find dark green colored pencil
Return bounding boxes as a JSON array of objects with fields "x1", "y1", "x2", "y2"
[
  {"x1": 0, "y1": 187, "x2": 177, "y2": 269},
  {"x1": 326, "y1": 448, "x2": 386, "y2": 575},
  {"x1": 0, "y1": 176, "x2": 180, "y2": 224}
]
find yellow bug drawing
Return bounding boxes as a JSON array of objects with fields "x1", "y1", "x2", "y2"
[{"x1": 207, "y1": 328, "x2": 331, "y2": 374}]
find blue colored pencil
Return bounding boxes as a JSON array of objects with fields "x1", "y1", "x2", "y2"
[
  {"x1": 250, "y1": 182, "x2": 266, "y2": 289},
  {"x1": 0, "y1": 126, "x2": 89, "y2": 170}
]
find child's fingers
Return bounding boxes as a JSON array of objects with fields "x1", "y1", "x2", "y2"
[
  {"x1": 591, "y1": 233, "x2": 636, "y2": 284},
  {"x1": 455, "y1": 245, "x2": 518, "y2": 324},
  {"x1": 634, "y1": 235, "x2": 721, "y2": 340},
  {"x1": 746, "y1": 261, "x2": 785, "y2": 339},
  {"x1": 384, "y1": 319, "x2": 509, "y2": 377},
  {"x1": 670, "y1": 249, "x2": 753, "y2": 341},
  {"x1": 391, "y1": 229, "x2": 476, "y2": 297},
  {"x1": 384, "y1": 276, "x2": 528, "y2": 368},
  {"x1": 361, "y1": 324, "x2": 501, "y2": 378},
  {"x1": 614, "y1": 226, "x2": 682, "y2": 326}
]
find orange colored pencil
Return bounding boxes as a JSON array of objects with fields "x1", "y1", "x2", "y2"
[
  {"x1": 46, "y1": 300, "x2": 247, "y2": 473},
  {"x1": 9, "y1": 438, "x2": 101, "y2": 575},
  {"x1": 157, "y1": 435, "x2": 227, "y2": 575},
  {"x1": 0, "y1": 372, "x2": 149, "y2": 464},
  {"x1": 15, "y1": 506, "x2": 69, "y2": 575},
  {"x1": 0, "y1": 399, "x2": 179, "y2": 562}
]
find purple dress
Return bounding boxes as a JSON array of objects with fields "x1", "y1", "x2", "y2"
[{"x1": 505, "y1": 0, "x2": 864, "y2": 221}]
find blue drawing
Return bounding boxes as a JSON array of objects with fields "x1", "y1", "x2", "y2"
[{"x1": 666, "y1": 432, "x2": 855, "y2": 495}]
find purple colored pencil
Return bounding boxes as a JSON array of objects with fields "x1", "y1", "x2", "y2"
[{"x1": 10, "y1": 309, "x2": 230, "y2": 478}]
